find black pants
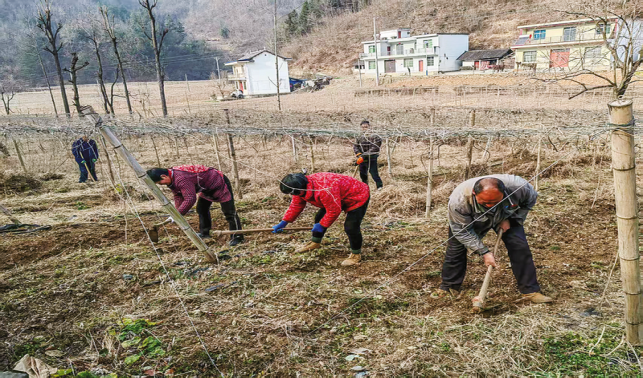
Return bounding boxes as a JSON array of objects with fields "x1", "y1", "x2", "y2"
[
  {"x1": 78, "y1": 160, "x2": 97, "y2": 182},
  {"x1": 196, "y1": 176, "x2": 242, "y2": 239},
  {"x1": 359, "y1": 156, "x2": 383, "y2": 188},
  {"x1": 313, "y1": 197, "x2": 369, "y2": 251},
  {"x1": 439, "y1": 218, "x2": 540, "y2": 294}
]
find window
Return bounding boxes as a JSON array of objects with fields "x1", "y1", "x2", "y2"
[
  {"x1": 523, "y1": 50, "x2": 537, "y2": 63},
  {"x1": 368, "y1": 45, "x2": 376, "y2": 53},
  {"x1": 563, "y1": 27, "x2": 577, "y2": 42},
  {"x1": 368, "y1": 61, "x2": 376, "y2": 69},
  {"x1": 396, "y1": 44, "x2": 403, "y2": 55},
  {"x1": 585, "y1": 46, "x2": 602, "y2": 59},
  {"x1": 533, "y1": 29, "x2": 546, "y2": 40},
  {"x1": 596, "y1": 23, "x2": 611, "y2": 36},
  {"x1": 427, "y1": 56, "x2": 435, "y2": 66},
  {"x1": 424, "y1": 39, "x2": 433, "y2": 49},
  {"x1": 404, "y1": 58, "x2": 413, "y2": 67}
]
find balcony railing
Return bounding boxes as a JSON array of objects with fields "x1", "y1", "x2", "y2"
[
  {"x1": 359, "y1": 47, "x2": 434, "y2": 59},
  {"x1": 514, "y1": 34, "x2": 607, "y2": 46}
]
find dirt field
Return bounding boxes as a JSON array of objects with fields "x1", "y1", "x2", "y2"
[{"x1": 0, "y1": 100, "x2": 641, "y2": 377}]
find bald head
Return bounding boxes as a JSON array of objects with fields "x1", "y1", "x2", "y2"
[{"x1": 473, "y1": 177, "x2": 506, "y2": 208}]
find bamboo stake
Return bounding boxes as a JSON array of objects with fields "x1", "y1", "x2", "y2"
[
  {"x1": 80, "y1": 106, "x2": 217, "y2": 263},
  {"x1": 608, "y1": 99, "x2": 641, "y2": 345},
  {"x1": 425, "y1": 137, "x2": 434, "y2": 217},
  {"x1": 224, "y1": 109, "x2": 242, "y2": 199},
  {"x1": 291, "y1": 135, "x2": 298, "y2": 163},
  {"x1": 386, "y1": 138, "x2": 393, "y2": 178},
  {"x1": 469, "y1": 109, "x2": 476, "y2": 127},
  {"x1": 535, "y1": 136, "x2": 542, "y2": 191},
  {"x1": 212, "y1": 130, "x2": 222, "y2": 171},
  {"x1": 309, "y1": 136, "x2": 315, "y2": 173},
  {"x1": 13, "y1": 139, "x2": 27, "y2": 173},
  {"x1": 465, "y1": 135, "x2": 473, "y2": 180},
  {"x1": 150, "y1": 136, "x2": 162, "y2": 166}
]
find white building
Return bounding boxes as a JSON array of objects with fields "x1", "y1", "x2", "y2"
[
  {"x1": 225, "y1": 50, "x2": 291, "y2": 96},
  {"x1": 359, "y1": 29, "x2": 469, "y2": 75}
]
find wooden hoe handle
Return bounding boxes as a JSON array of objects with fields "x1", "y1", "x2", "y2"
[
  {"x1": 472, "y1": 229, "x2": 504, "y2": 311},
  {"x1": 212, "y1": 226, "x2": 312, "y2": 236}
]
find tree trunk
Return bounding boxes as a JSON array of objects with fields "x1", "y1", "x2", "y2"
[
  {"x1": 52, "y1": 49, "x2": 70, "y2": 116},
  {"x1": 92, "y1": 39, "x2": 112, "y2": 115}
]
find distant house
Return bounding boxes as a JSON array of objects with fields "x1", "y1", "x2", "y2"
[
  {"x1": 457, "y1": 49, "x2": 513, "y2": 71},
  {"x1": 511, "y1": 18, "x2": 643, "y2": 71},
  {"x1": 225, "y1": 50, "x2": 291, "y2": 96},
  {"x1": 359, "y1": 28, "x2": 469, "y2": 75}
]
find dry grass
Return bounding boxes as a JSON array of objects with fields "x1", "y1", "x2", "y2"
[{"x1": 0, "y1": 125, "x2": 640, "y2": 376}]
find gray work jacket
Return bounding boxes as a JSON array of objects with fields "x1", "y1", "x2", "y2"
[{"x1": 447, "y1": 174, "x2": 538, "y2": 255}]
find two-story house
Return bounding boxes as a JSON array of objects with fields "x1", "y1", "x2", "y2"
[
  {"x1": 512, "y1": 18, "x2": 642, "y2": 71},
  {"x1": 359, "y1": 29, "x2": 469, "y2": 76},
  {"x1": 225, "y1": 50, "x2": 291, "y2": 96}
]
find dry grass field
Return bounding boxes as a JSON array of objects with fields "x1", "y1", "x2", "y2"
[{"x1": 0, "y1": 76, "x2": 642, "y2": 376}]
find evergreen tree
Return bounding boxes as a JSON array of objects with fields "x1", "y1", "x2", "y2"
[
  {"x1": 298, "y1": 1, "x2": 310, "y2": 35},
  {"x1": 285, "y1": 10, "x2": 298, "y2": 37}
]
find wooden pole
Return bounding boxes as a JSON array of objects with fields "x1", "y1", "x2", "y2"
[
  {"x1": 0, "y1": 203, "x2": 20, "y2": 224},
  {"x1": 150, "y1": 136, "x2": 162, "y2": 166},
  {"x1": 99, "y1": 135, "x2": 116, "y2": 185},
  {"x1": 224, "y1": 109, "x2": 242, "y2": 199},
  {"x1": 425, "y1": 137, "x2": 434, "y2": 217},
  {"x1": 291, "y1": 135, "x2": 298, "y2": 163},
  {"x1": 13, "y1": 139, "x2": 27, "y2": 173},
  {"x1": 386, "y1": 138, "x2": 393, "y2": 178},
  {"x1": 309, "y1": 137, "x2": 315, "y2": 173},
  {"x1": 80, "y1": 106, "x2": 217, "y2": 263},
  {"x1": 465, "y1": 135, "x2": 473, "y2": 180},
  {"x1": 212, "y1": 130, "x2": 222, "y2": 171},
  {"x1": 480, "y1": 135, "x2": 492, "y2": 163},
  {"x1": 469, "y1": 109, "x2": 476, "y2": 127},
  {"x1": 535, "y1": 136, "x2": 542, "y2": 191},
  {"x1": 609, "y1": 99, "x2": 642, "y2": 345}
]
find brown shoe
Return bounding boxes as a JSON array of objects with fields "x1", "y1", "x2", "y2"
[
  {"x1": 430, "y1": 288, "x2": 460, "y2": 299},
  {"x1": 341, "y1": 253, "x2": 361, "y2": 266},
  {"x1": 295, "y1": 241, "x2": 321, "y2": 253},
  {"x1": 521, "y1": 292, "x2": 553, "y2": 304}
]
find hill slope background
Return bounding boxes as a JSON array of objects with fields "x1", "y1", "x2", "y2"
[{"x1": 281, "y1": 0, "x2": 573, "y2": 74}]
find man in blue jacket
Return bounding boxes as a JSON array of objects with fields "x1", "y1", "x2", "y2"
[{"x1": 72, "y1": 135, "x2": 99, "y2": 183}]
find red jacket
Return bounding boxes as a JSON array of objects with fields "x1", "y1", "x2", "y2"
[
  {"x1": 282, "y1": 173, "x2": 370, "y2": 228},
  {"x1": 169, "y1": 165, "x2": 231, "y2": 215}
]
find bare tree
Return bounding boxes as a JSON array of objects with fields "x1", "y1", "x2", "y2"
[
  {"x1": 0, "y1": 86, "x2": 16, "y2": 115},
  {"x1": 81, "y1": 17, "x2": 113, "y2": 115},
  {"x1": 63, "y1": 53, "x2": 89, "y2": 115},
  {"x1": 100, "y1": 6, "x2": 133, "y2": 114},
  {"x1": 26, "y1": 21, "x2": 58, "y2": 117},
  {"x1": 138, "y1": 0, "x2": 170, "y2": 117},
  {"x1": 36, "y1": 0, "x2": 70, "y2": 117},
  {"x1": 548, "y1": 0, "x2": 643, "y2": 99}
]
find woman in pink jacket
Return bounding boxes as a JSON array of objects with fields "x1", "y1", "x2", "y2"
[{"x1": 273, "y1": 172, "x2": 370, "y2": 266}]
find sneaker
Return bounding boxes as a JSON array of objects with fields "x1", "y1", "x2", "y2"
[
  {"x1": 229, "y1": 236, "x2": 244, "y2": 246},
  {"x1": 341, "y1": 253, "x2": 361, "y2": 266},
  {"x1": 197, "y1": 232, "x2": 211, "y2": 239},
  {"x1": 521, "y1": 292, "x2": 553, "y2": 304},
  {"x1": 430, "y1": 288, "x2": 460, "y2": 299},
  {"x1": 295, "y1": 241, "x2": 321, "y2": 253}
]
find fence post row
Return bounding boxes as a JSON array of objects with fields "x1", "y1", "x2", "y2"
[
  {"x1": 80, "y1": 105, "x2": 217, "y2": 263},
  {"x1": 608, "y1": 99, "x2": 642, "y2": 345}
]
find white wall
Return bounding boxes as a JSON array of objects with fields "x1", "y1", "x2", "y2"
[
  {"x1": 435, "y1": 35, "x2": 469, "y2": 72},
  {"x1": 245, "y1": 52, "x2": 291, "y2": 96}
]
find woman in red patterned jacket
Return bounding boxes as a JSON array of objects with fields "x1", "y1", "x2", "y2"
[
  {"x1": 272, "y1": 172, "x2": 370, "y2": 266},
  {"x1": 147, "y1": 165, "x2": 243, "y2": 246}
]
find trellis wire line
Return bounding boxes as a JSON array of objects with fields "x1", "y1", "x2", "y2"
[
  {"x1": 108, "y1": 153, "x2": 225, "y2": 377},
  {"x1": 260, "y1": 127, "x2": 610, "y2": 374}
]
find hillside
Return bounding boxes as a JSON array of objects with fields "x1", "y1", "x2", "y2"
[{"x1": 281, "y1": 0, "x2": 573, "y2": 74}]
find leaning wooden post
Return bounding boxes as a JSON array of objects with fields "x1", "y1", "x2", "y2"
[
  {"x1": 80, "y1": 106, "x2": 217, "y2": 263},
  {"x1": 535, "y1": 136, "x2": 542, "y2": 191},
  {"x1": 0, "y1": 203, "x2": 20, "y2": 224},
  {"x1": 609, "y1": 99, "x2": 642, "y2": 345},
  {"x1": 465, "y1": 135, "x2": 473, "y2": 180},
  {"x1": 425, "y1": 136, "x2": 434, "y2": 217},
  {"x1": 13, "y1": 139, "x2": 28, "y2": 173},
  {"x1": 224, "y1": 109, "x2": 242, "y2": 199}
]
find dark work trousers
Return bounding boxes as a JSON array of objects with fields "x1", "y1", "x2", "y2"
[
  {"x1": 312, "y1": 197, "x2": 370, "y2": 252},
  {"x1": 196, "y1": 176, "x2": 242, "y2": 240},
  {"x1": 359, "y1": 155, "x2": 383, "y2": 188},
  {"x1": 77, "y1": 160, "x2": 98, "y2": 183},
  {"x1": 439, "y1": 218, "x2": 540, "y2": 294}
]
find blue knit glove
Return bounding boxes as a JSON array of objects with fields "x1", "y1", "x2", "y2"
[
  {"x1": 272, "y1": 220, "x2": 288, "y2": 233},
  {"x1": 312, "y1": 223, "x2": 326, "y2": 233}
]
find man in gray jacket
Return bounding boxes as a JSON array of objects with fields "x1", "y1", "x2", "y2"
[
  {"x1": 432, "y1": 174, "x2": 552, "y2": 303},
  {"x1": 353, "y1": 120, "x2": 383, "y2": 189}
]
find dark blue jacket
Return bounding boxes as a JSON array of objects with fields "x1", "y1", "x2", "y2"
[{"x1": 72, "y1": 138, "x2": 99, "y2": 162}]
